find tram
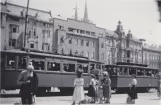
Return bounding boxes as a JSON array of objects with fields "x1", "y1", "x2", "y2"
[
  {"x1": 1, "y1": 49, "x2": 104, "y2": 93},
  {"x1": 105, "y1": 63, "x2": 159, "y2": 92}
]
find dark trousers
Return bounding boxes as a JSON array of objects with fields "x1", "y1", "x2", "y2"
[{"x1": 21, "y1": 94, "x2": 33, "y2": 105}]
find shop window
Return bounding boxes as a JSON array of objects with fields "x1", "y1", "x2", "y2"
[{"x1": 47, "y1": 62, "x2": 60, "y2": 71}]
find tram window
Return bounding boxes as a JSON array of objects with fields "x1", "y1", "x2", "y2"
[
  {"x1": 96, "y1": 64, "x2": 101, "y2": 69},
  {"x1": 6, "y1": 55, "x2": 15, "y2": 69},
  {"x1": 30, "y1": 60, "x2": 44, "y2": 70},
  {"x1": 117, "y1": 67, "x2": 122, "y2": 75},
  {"x1": 111, "y1": 67, "x2": 117, "y2": 76},
  {"x1": 78, "y1": 64, "x2": 88, "y2": 73},
  {"x1": 137, "y1": 69, "x2": 144, "y2": 76},
  {"x1": 48, "y1": 62, "x2": 60, "y2": 71},
  {"x1": 18, "y1": 56, "x2": 27, "y2": 69},
  {"x1": 152, "y1": 70, "x2": 157, "y2": 77},
  {"x1": 129, "y1": 68, "x2": 136, "y2": 75},
  {"x1": 146, "y1": 70, "x2": 152, "y2": 76},
  {"x1": 1, "y1": 54, "x2": 5, "y2": 69},
  {"x1": 90, "y1": 64, "x2": 95, "y2": 72},
  {"x1": 124, "y1": 68, "x2": 128, "y2": 75},
  {"x1": 63, "y1": 63, "x2": 75, "y2": 72}
]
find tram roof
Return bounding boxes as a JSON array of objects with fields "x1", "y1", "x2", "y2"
[
  {"x1": 106, "y1": 64, "x2": 158, "y2": 70},
  {"x1": 1, "y1": 50, "x2": 104, "y2": 64}
]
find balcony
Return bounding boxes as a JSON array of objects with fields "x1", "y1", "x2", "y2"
[
  {"x1": 9, "y1": 33, "x2": 19, "y2": 39},
  {"x1": 67, "y1": 31, "x2": 97, "y2": 39}
]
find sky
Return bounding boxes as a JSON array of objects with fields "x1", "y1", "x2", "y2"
[{"x1": 2, "y1": 0, "x2": 161, "y2": 45}]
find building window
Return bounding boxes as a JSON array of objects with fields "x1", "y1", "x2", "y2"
[
  {"x1": 68, "y1": 27, "x2": 74, "y2": 32},
  {"x1": 69, "y1": 38, "x2": 72, "y2": 44},
  {"x1": 33, "y1": 28, "x2": 36, "y2": 36},
  {"x1": 69, "y1": 49, "x2": 72, "y2": 55},
  {"x1": 58, "y1": 25, "x2": 64, "y2": 30},
  {"x1": 30, "y1": 43, "x2": 34, "y2": 48},
  {"x1": 76, "y1": 39, "x2": 78, "y2": 45},
  {"x1": 91, "y1": 32, "x2": 95, "y2": 36},
  {"x1": 86, "y1": 31, "x2": 90, "y2": 35},
  {"x1": 81, "y1": 51, "x2": 84, "y2": 56},
  {"x1": 85, "y1": 51, "x2": 89, "y2": 57},
  {"x1": 10, "y1": 24, "x2": 19, "y2": 33},
  {"x1": 92, "y1": 41, "x2": 95, "y2": 47},
  {"x1": 80, "y1": 30, "x2": 85, "y2": 34},
  {"x1": 75, "y1": 50, "x2": 78, "y2": 55},
  {"x1": 92, "y1": 52, "x2": 95, "y2": 59},
  {"x1": 42, "y1": 43, "x2": 50, "y2": 51},
  {"x1": 42, "y1": 30, "x2": 50, "y2": 38},
  {"x1": 9, "y1": 39, "x2": 16, "y2": 47},
  {"x1": 101, "y1": 43, "x2": 104, "y2": 48},
  {"x1": 81, "y1": 40, "x2": 84, "y2": 46},
  {"x1": 60, "y1": 36, "x2": 64, "y2": 43},
  {"x1": 101, "y1": 53, "x2": 104, "y2": 60},
  {"x1": 86, "y1": 41, "x2": 89, "y2": 46}
]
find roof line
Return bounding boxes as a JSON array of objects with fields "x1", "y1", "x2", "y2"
[{"x1": 6, "y1": 2, "x2": 51, "y2": 14}]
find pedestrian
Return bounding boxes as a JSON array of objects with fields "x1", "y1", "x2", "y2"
[
  {"x1": 17, "y1": 65, "x2": 38, "y2": 105},
  {"x1": 87, "y1": 74, "x2": 97, "y2": 103},
  {"x1": 72, "y1": 68, "x2": 85, "y2": 105},
  {"x1": 157, "y1": 73, "x2": 161, "y2": 99},
  {"x1": 95, "y1": 74, "x2": 99, "y2": 103},
  {"x1": 101, "y1": 71, "x2": 111, "y2": 104},
  {"x1": 127, "y1": 74, "x2": 138, "y2": 104}
]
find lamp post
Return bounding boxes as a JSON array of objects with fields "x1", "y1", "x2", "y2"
[
  {"x1": 139, "y1": 39, "x2": 146, "y2": 64},
  {"x1": 23, "y1": 0, "x2": 30, "y2": 48}
]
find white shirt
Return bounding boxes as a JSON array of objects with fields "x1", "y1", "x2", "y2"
[{"x1": 131, "y1": 78, "x2": 137, "y2": 85}]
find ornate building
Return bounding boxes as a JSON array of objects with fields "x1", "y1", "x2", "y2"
[
  {"x1": 105, "y1": 21, "x2": 142, "y2": 65},
  {"x1": 1, "y1": 2, "x2": 54, "y2": 52},
  {"x1": 1, "y1": 2, "x2": 161, "y2": 70}
]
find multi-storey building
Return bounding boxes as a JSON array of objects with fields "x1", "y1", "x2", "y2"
[
  {"x1": 1, "y1": 2, "x2": 54, "y2": 52},
  {"x1": 1, "y1": 2, "x2": 161, "y2": 70},
  {"x1": 105, "y1": 21, "x2": 143, "y2": 65},
  {"x1": 143, "y1": 44, "x2": 161, "y2": 69},
  {"x1": 52, "y1": 2, "x2": 106, "y2": 62}
]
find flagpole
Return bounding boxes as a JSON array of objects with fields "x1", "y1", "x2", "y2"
[{"x1": 24, "y1": 0, "x2": 30, "y2": 48}]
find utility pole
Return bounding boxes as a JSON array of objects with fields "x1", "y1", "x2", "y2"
[
  {"x1": 23, "y1": 0, "x2": 30, "y2": 48},
  {"x1": 139, "y1": 39, "x2": 146, "y2": 64}
]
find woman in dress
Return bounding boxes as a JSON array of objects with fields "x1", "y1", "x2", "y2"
[
  {"x1": 127, "y1": 74, "x2": 138, "y2": 104},
  {"x1": 87, "y1": 74, "x2": 97, "y2": 103},
  {"x1": 101, "y1": 71, "x2": 111, "y2": 104},
  {"x1": 72, "y1": 69, "x2": 85, "y2": 105}
]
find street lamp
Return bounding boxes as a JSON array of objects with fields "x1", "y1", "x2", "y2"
[{"x1": 139, "y1": 39, "x2": 146, "y2": 65}]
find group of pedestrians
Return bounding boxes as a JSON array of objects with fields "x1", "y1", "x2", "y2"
[
  {"x1": 16, "y1": 64, "x2": 161, "y2": 105},
  {"x1": 72, "y1": 68, "x2": 139, "y2": 105},
  {"x1": 72, "y1": 67, "x2": 112, "y2": 105}
]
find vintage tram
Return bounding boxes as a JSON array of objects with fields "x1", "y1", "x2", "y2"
[
  {"x1": 0, "y1": 49, "x2": 104, "y2": 93},
  {"x1": 105, "y1": 63, "x2": 159, "y2": 92}
]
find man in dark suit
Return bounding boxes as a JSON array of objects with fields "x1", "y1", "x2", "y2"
[{"x1": 17, "y1": 65, "x2": 38, "y2": 105}]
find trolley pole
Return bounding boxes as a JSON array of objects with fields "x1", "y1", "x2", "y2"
[{"x1": 23, "y1": 0, "x2": 30, "y2": 48}]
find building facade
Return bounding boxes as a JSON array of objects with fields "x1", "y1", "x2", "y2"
[
  {"x1": 1, "y1": 2, "x2": 54, "y2": 52},
  {"x1": 1, "y1": 2, "x2": 161, "y2": 70},
  {"x1": 143, "y1": 44, "x2": 161, "y2": 69},
  {"x1": 105, "y1": 21, "x2": 143, "y2": 65}
]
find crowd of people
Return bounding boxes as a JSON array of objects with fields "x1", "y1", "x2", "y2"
[{"x1": 14, "y1": 65, "x2": 161, "y2": 105}]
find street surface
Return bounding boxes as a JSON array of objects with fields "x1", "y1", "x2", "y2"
[{"x1": 0, "y1": 89, "x2": 161, "y2": 105}]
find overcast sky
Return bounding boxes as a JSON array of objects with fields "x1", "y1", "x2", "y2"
[{"x1": 3, "y1": 0, "x2": 161, "y2": 45}]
